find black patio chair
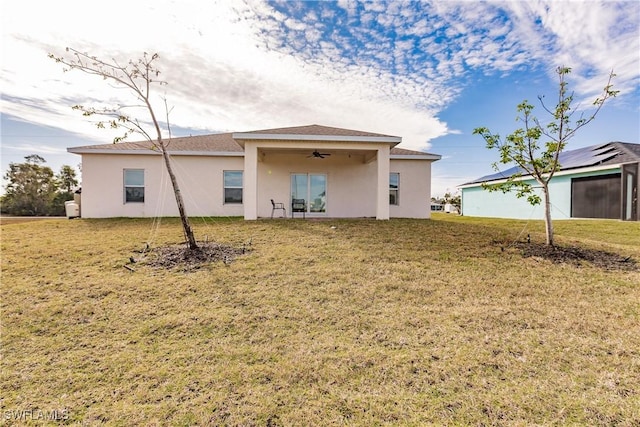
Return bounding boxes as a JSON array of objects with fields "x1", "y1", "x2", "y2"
[
  {"x1": 270, "y1": 199, "x2": 286, "y2": 219},
  {"x1": 291, "y1": 198, "x2": 306, "y2": 219}
]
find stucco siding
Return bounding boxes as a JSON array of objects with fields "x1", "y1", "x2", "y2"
[
  {"x1": 252, "y1": 154, "x2": 432, "y2": 218},
  {"x1": 245, "y1": 140, "x2": 386, "y2": 218},
  {"x1": 80, "y1": 153, "x2": 244, "y2": 218},
  {"x1": 78, "y1": 150, "x2": 435, "y2": 219},
  {"x1": 461, "y1": 167, "x2": 622, "y2": 220},
  {"x1": 461, "y1": 180, "x2": 550, "y2": 219},
  {"x1": 254, "y1": 152, "x2": 378, "y2": 218},
  {"x1": 390, "y1": 159, "x2": 431, "y2": 218}
]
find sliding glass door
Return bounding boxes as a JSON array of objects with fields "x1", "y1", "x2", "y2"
[{"x1": 291, "y1": 173, "x2": 327, "y2": 213}]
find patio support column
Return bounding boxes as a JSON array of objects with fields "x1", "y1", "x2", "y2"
[
  {"x1": 376, "y1": 146, "x2": 390, "y2": 220},
  {"x1": 244, "y1": 143, "x2": 258, "y2": 220}
]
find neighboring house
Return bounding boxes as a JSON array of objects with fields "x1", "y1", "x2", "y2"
[
  {"x1": 444, "y1": 203, "x2": 459, "y2": 214},
  {"x1": 68, "y1": 125, "x2": 441, "y2": 220},
  {"x1": 459, "y1": 142, "x2": 640, "y2": 221}
]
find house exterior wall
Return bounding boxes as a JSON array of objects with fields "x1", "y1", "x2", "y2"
[
  {"x1": 255, "y1": 152, "x2": 378, "y2": 218},
  {"x1": 253, "y1": 154, "x2": 432, "y2": 219},
  {"x1": 461, "y1": 167, "x2": 622, "y2": 220},
  {"x1": 462, "y1": 180, "x2": 551, "y2": 220},
  {"x1": 78, "y1": 151, "x2": 435, "y2": 219},
  {"x1": 390, "y1": 159, "x2": 432, "y2": 218},
  {"x1": 242, "y1": 139, "x2": 392, "y2": 219},
  {"x1": 80, "y1": 153, "x2": 244, "y2": 218}
]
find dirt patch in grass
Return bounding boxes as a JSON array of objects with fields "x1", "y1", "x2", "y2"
[
  {"x1": 512, "y1": 242, "x2": 638, "y2": 271},
  {"x1": 142, "y1": 241, "x2": 248, "y2": 270}
]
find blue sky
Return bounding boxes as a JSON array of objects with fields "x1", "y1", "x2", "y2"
[{"x1": 2, "y1": 0, "x2": 639, "y2": 196}]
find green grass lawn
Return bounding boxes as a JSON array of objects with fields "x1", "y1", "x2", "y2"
[{"x1": 2, "y1": 214, "x2": 639, "y2": 425}]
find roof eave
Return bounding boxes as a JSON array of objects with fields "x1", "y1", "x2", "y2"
[
  {"x1": 232, "y1": 132, "x2": 402, "y2": 147},
  {"x1": 391, "y1": 154, "x2": 441, "y2": 161},
  {"x1": 458, "y1": 163, "x2": 624, "y2": 188},
  {"x1": 67, "y1": 147, "x2": 244, "y2": 156},
  {"x1": 67, "y1": 147, "x2": 440, "y2": 160}
]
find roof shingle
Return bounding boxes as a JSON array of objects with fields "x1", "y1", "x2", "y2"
[
  {"x1": 236, "y1": 124, "x2": 398, "y2": 138},
  {"x1": 70, "y1": 133, "x2": 242, "y2": 152},
  {"x1": 68, "y1": 125, "x2": 428, "y2": 155}
]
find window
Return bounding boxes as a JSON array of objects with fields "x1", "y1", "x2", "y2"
[
  {"x1": 389, "y1": 173, "x2": 399, "y2": 205},
  {"x1": 124, "y1": 169, "x2": 144, "y2": 203},
  {"x1": 224, "y1": 171, "x2": 243, "y2": 204}
]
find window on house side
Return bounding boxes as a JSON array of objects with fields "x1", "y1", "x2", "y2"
[
  {"x1": 389, "y1": 173, "x2": 399, "y2": 205},
  {"x1": 124, "y1": 169, "x2": 144, "y2": 203},
  {"x1": 224, "y1": 171, "x2": 243, "y2": 204}
]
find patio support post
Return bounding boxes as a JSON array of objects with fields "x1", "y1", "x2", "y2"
[
  {"x1": 376, "y1": 146, "x2": 390, "y2": 220},
  {"x1": 244, "y1": 143, "x2": 258, "y2": 220}
]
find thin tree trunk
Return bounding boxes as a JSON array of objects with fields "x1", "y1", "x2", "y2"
[
  {"x1": 160, "y1": 145, "x2": 198, "y2": 250},
  {"x1": 542, "y1": 184, "x2": 554, "y2": 246}
]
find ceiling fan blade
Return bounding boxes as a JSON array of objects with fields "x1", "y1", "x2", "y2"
[{"x1": 309, "y1": 150, "x2": 331, "y2": 158}]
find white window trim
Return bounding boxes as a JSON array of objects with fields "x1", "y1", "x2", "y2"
[
  {"x1": 124, "y1": 169, "x2": 145, "y2": 204},
  {"x1": 390, "y1": 172, "x2": 399, "y2": 206},
  {"x1": 290, "y1": 173, "x2": 328, "y2": 215},
  {"x1": 223, "y1": 170, "x2": 243, "y2": 204}
]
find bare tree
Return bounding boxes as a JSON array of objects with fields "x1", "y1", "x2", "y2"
[{"x1": 49, "y1": 48, "x2": 198, "y2": 250}]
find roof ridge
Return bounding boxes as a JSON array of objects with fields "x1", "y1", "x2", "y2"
[
  {"x1": 236, "y1": 124, "x2": 399, "y2": 138},
  {"x1": 610, "y1": 141, "x2": 638, "y2": 159}
]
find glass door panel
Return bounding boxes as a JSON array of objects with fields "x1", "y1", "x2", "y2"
[
  {"x1": 309, "y1": 175, "x2": 326, "y2": 213},
  {"x1": 291, "y1": 173, "x2": 327, "y2": 213},
  {"x1": 291, "y1": 174, "x2": 307, "y2": 201}
]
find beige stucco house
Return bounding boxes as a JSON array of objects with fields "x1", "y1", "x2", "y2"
[{"x1": 68, "y1": 125, "x2": 441, "y2": 220}]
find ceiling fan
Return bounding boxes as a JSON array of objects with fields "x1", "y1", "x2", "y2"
[{"x1": 308, "y1": 150, "x2": 331, "y2": 159}]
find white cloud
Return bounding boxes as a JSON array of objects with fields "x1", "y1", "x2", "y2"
[
  {"x1": 500, "y1": 1, "x2": 639, "y2": 97},
  {"x1": 1, "y1": 144, "x2": 68, "y2": 155},
  {"x1": 1, "y1": 0, "x2": 637, "y2": 157}
]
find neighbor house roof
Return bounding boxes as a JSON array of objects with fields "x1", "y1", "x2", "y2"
[
  {"x1": 67, "y1": 124, "x2": 440, "y2": 159},
  {"x1": 462, "y1": 142, "x2": 640, "y2": 186}
]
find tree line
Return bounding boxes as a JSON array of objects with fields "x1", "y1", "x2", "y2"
[{"x1": 1, "y1": 155, "x2": 78, "y2": 216}]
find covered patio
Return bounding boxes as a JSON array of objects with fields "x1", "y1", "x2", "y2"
[{"x1": 233, "y1": 127, "x2": 401, "y2": 220}]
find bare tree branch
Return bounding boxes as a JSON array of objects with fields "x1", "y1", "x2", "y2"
[{"x1": 50, "y1": 48, "x2": 199, "y2": 250}]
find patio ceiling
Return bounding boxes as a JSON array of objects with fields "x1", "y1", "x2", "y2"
[{"x1": 256, "y1": 146, "x2": 379, "y2": 163}]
